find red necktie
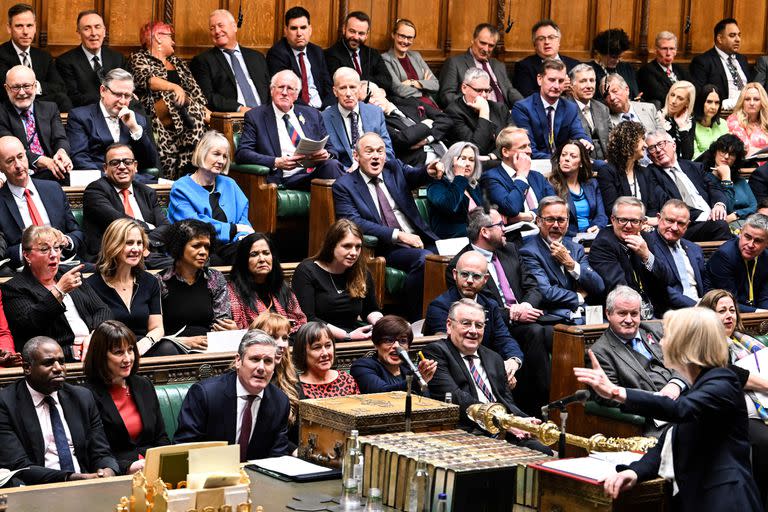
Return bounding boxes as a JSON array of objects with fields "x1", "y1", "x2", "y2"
[
  {"x1": 238, "y1": 395, "x2": 257, "y2": 462},
  {"x1": 298, "y1": 52, "x2": 310, "y2": 104},
  {"x1": 24, "y1": 188, "x2": 43, "y2": 226},
  {"x1": 352, "y1": 51, "x2": 362, "y2": 76},
  {"x1": 120, "y1": 189, "x2": 135, "y2": 218}
]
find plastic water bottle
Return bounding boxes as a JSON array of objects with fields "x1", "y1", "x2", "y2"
[
  {"x1": 342, "y1": 429, "x2": 364, "y2": 504},
  {"x1": 407, "y1": 451, "x2": 431, "y2": 512}
]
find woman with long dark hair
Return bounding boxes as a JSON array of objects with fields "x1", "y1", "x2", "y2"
[{"x1": 693, "y1": 84, "x2": 729, "y2": 159}]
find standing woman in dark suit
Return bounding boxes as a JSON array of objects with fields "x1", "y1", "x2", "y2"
[
  {"x1": 83, "y1": 320, "x2": 170, "y2": 475},
  {"x1": 576, "y1": 307, "x2": 762, "y2": 512}
]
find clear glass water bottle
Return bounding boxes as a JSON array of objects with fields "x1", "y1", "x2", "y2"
[
  {"x1": 365, "y1": 487, "x2": 384, "y2": 511},
  {"x1": 407, "y1": 451, "x2": 431, "y2": 512},
  {"x1": 339, "y1": 478, "x2": 359, "y2": 509},
  {"x1": 342, "y1": 429, "x2": 364, "y2": 504}
]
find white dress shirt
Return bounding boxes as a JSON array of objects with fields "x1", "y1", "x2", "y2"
[
  {"x1": 25, "y1": 382, "x2": 81, "y2": 472},
  {"x1": 500, "y1": 162, "x2": 537, "y2": 211},
  {"x1": 291, "y1": 47, "x2": 321, "y2": 108},
  {"x1": 670, "y1": 241, "x2": 699, "y2": 301},
  {"x1": 80, "y1": 46, "x2": 103, "y2": 71},
  {"x1": 575, "y1": 99, "x2": 594, "y2": 131},
  {"x1": 272, "y1": 104, "x2": 307, "y2": 177},
  {"x1": 661, "y1": 164, "x2": 711, "y2": 221},
  {"x1": 715, "y1": 46, "x2": 747, "y2": 109},
  {"x1": 337, "y1": 103, "x2": 363, "y2": 146},
  {"x1": 235, "y1": 377, "x2": 264, "y2": 445},
  {"x1": 361, "y1": 170, "x2": 415, "y2": 240},
  {"x1": 8, "y1": 179, "x2": 51, "y2": 227},
  {"x1": 220, "y1": 45, "x2": 261, "y2": 107},
  {"x1": 460, "y1": 352, "x2": 493, "y2": 403},
  {"x1": 99, "y1": 102, "x2": 142, "y2": 144}
]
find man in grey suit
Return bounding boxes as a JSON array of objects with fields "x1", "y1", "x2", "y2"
[
  {"x1": 569, "y1": 64, "x2": 610, "y2": 160},
  {"x1": 603, "y1": 74, "x2": 662, "y2": 134},
  {"x1": 438, "y1": 23, "x2": 522, "y2": 110},
  {"x1": 753, "y1": 55, "x2": 768, "y2": 91}
]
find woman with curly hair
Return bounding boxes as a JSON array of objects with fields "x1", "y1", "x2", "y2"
[
  {"x1": 657, "y1": 81, "x2": 696, "y2": 160},
  {"x1": 548, "y1": 140, "x2": 608, "y2": 236},
  {"x1": 693, "y1": 84, "x2": 729, "y2": 159},
  {"x1": 727, "y1": 82, "x2": 768, "y2": 157},
  {"x1": 595, "y1": 121, "x2": 665, "y2": 221},
  {"x1": 700, "y1": 134, "x2": 756, "y2": 228},
  {"x1": 589, "y1": 29, "x2": 639, "y2": 100}
]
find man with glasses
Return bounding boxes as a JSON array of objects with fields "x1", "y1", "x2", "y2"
[
  {"x1": 588, "y1": 196, "x2": 672, "y2": 317},
  {"x1": 0, "y1": 65, "x2": 72, "y2": 183},
  {"x1": 82, "y1": 144, "x2": 171, "y2": 267},
  {"x1": 235, "y1": 69, "x2": 343, "y2": 190},
  {"x1": 646, "y1": 129, "x2": 732, "y2": 242},
  {"x1": 66, "y1": 68, "x2": 159, "y2": 174},
  {"x1": 637, "y1": 31, "x2": 690, "y2": 109},
  {"x1": 570, "y1": 64, "x2": 610, "y2": 160},
  {"x1": 513, "y1": 20, "x2": 581, "y2": 98},
  {"x1": 520, "y1": 195, "x2": 604, "y2": 324},
  {"x1": 438, "y1": 23, "x2": 523, "y2": 109},
  {"x1": 0, "y1": 136, "x2": 82, "y2": 269}
]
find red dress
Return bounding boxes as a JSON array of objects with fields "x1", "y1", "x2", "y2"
[{"x1": 109, "y1": 384, "x2": 144, "y2": 440}]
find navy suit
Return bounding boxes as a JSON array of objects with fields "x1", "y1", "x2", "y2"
[
  {"x1": 511, "y1": 95, "x2": 590, "y2": 159},
  {"x1": 266, "y1": 39, "x2": 333, "y2": 108},
  {"x1": 322, "y1": 102, "x2": 395, "y2": 168},
  {"x1": 648, "y1": 230, "x2": 706, "y2": 311},
  {"x1": 350, "y1": 354, "x2": 430, "y2": 396},
  {"x1": 689, "y1": 47, "x2": 750, "y2": 99},
  {"x1": 66, "y1": 103, "x2": 160, "y2": 172},
  {"x1": 512, "y1": 54, "x2": 581, "y2": 98},
  {"x1": 174, "y1": 371, "x2": 291, "y2": 461},
  {"x1": 565, "y1": 178, "x2": 608, "y2": 236},
  {"x1": 707, "y1": 238, "x2": 768, "y2": 312},
  {"x1": 520, "y1": 235, "x2": 604, "y2": 321},
  {"x1": 235, "y1": 103, "x2": 343, "y2": 188},
  {"x1": 190, "y1": 46, "x2": 270, "y2": 112},
  {"x1": 480, "y1": 166, "x2": 555, "y2": 219}
]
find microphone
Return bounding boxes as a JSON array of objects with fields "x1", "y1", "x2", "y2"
[
  {"x1": 396, "y1": 346, "x2": 428, "y2": 390},
  {"x1": 237, "y1": 0, "x2": 244, "y2": 28},
  {"x1": 540, "y1": 390, "x2": 590, "y2": 416}
]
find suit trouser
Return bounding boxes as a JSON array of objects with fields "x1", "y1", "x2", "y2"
[
  {"x1": 282, "y1": 159, "x2": 346, "y2": 190},
  {"x1": 380, "y1": 244, "x2": 434, "y2": 321},
  {"x1": 683, "y1": 219, "x2": 732, "y2": 242},
  {"x1": 749, "y1": 418, "x2": 768, "y2": 510},
  {"x1": 508, "y1": 322, "x2": 552, "y2": 417}
]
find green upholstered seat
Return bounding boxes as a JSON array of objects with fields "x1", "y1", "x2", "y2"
[
  {"x1": 415, "y1": 197, "x2": 430, "y2": 224},
  {"x1": 155, "y1": 382, "x2": 195, "y2": 440},
  {"x1": 584, "y1": 400, "x2": 646, "y2": 426},
  {"x1": 73, "y1": 208, "x2": 83, "y2": 226},
  {"x1": 385, "y1": 266, "x2": 407, "y2": 295}
]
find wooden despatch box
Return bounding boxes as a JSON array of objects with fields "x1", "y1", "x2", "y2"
[{"x1": 297, "y1": 391, "x2": 460, "y2": 468}]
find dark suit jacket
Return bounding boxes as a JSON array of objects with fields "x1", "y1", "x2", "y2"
[
  {"x1": 512, "y1": 54, "x2": 581, "y2": 98},
  {"x1": 423, "y1": 338, "x2": 525, "y2": 430},
  {"x1": 0, "y1": 380, "x2": 119, "y2": 484},
  {"x1": 324, "y1": 40, "x2": 393, "y2": 94},
  {"x1": 82, "y1": 176, "x2": 169, "y2": 260},
  {"x1": 565, "y1": 178, "x2": 609, "y2": 236},
  {"x1": 621, "y1": 368, "x2": 762, "y2": 511},
  {"x1": 594, "y1": 161, "x2": 666, "y2": 217},
  {"x1": 480, "y1": 166, "x2": 556, "y2": 218},
  {"x1": 322, "y1": 102, "x2": 395, "y2": 168},
  {"x1": 0, "y1": 100, "x2": 69, "y2": 174},
  {"x1": 0, "y1": 177, "x2": 84, "y2": 266},
  {"x1": 439, "y1": 98, "x2": 511, "y2": 156},
  {"x1": 55, "y1": 46, "x2": 126, "y2": 108},
  {"x1": 190, "y1": 46, "x2": 270, "y2": 112},
  {"x1": 66, "y1": 103, "x2": 160, "y2": 172},
  {"x1": 266, "y1": 39, "x2": 333, "y2": 108},
  {"x1": 511, "y1": 94, "x2": 590, "y2": 159},
  {"x1": 385, "y1": 97, "x2": 448, "y2": 167},
  {"x1": 636, "y1": 61, "x2": 691, "y2": 109},
  {"x1": 576, "y1": 98, "x2": 610, "y2": 161},
  {"x1": 519, "y1": 236, "x2": 604, "y2": 319},
  {"x1": 173, "y1": 371, "x2": 291, "y2": 460},
  {"x1": 85, "y1": 375, "x2": 170, "y2": 474},
  {"x1": 422, "y1": 286, "x2": 523, "y2": 361},
  {"x1": 749, "y1": 162, "x2": 768, "y2": 203},
  {"x1": 438, "y1": 51, "x2": 522, "y2": 109},
  {"x1": 689, "y1": 47, "x2": 750, "y2": 99},
  {"x1": 332, "y1": 162, "x2": 438, "y2": 245},
  {"x1": 707, "y1": 237, "x2": 768, "y2": 312},
  {"x1": 649, "y1": 159, "x2": 727, "y2": 219},
  {"x1": 647, "y1": 229, "x2": 707, "y2": 311},
  {"x1": 0, "y1": 41, "x2": 71, "y2": 112}
]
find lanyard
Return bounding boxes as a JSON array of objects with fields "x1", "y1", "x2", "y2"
[{"x1": 745, "y1": 256, "x2": 758, "y2": 304}]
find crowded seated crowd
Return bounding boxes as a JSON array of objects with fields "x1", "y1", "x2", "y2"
[{"x1": 0, "y1": 1, "x2": 766, "y2": 507}]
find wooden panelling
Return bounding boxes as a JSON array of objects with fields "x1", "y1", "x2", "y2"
[
  {"x1": 733, "y1": 0, "x2": 768, "y2": 55},
  {"x1": 228, "y1": 0, "x2": 279, "y2": 49},
  {"x1": 172, "y1": 0, "x2": 218, "y2": 49},
  {"x1": 284, "y1": 0, "x2": 337, "y2": 48},
  {"x1": 502, "y1": 0, "x2": 546, "y2": 54},
  {"x1": 395, "y1": 0, "x2": 441, "y2": 52},
  {"x1": 551, "y1": 0, "x2": 593, "y2": 59},
  {"x1": 446, "y1": 0, "x2": 495, "y2": 56},
  {"x1": 103, "y1": 0, "x2": 159, "y2": 48},
  {"x1": 686, "y1": 0, "x2": 728, "y2": 55},
  {"x1": 45, "y1": 1, "x2": 93, "y2": 46},
  {"x1": 646, "y1": 0, "x2": 685, "y2": 58}
]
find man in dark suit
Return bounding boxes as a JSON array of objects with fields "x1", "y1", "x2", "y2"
[
  {"x1": 438, "y1": 23, "x2": 523, "y2": 109},
  {"x1": 569, "y1": 64, "x2": 610, "y2": 160},
  {"x1": 322, "y1": 67, "x2": 394, "y2": 168},
  {"x1": 266, "y1": 6, "x2": 333, "y2": 109},
  {"x1": 689, "y1": 18, "x2": 749, "y2": 110},
  {"x1": 332, "y1": 132, "x2": 440, "y2": 319},
  {"x1": 82, "y1": 144, "x2": 170, "y2": 266},
  {"x1": 707, "y1": 213, "x2": 768, "y2": 312},
  {"x1": 0, "y1": 4, "x2": 70, "y2": 112},
  {"x1": 189, "y1": 9, "x2": 270, "y2": 113},
  {"x1": 439, "y1": 67, "x2": 512, "y2": 158},
  {"x1": 520, "y1": 196, "x2": 604, "y2": 323},
  {"x1": 66, "y1": 68, "x2": 160, "y2": 173},
  {"x1": 0, "y1": 337, "x2": 118, "y2": 485},
  {"x1": 324, "y1": 11, "x2": 392, "y2": 94},
  {"x1": 54, "y1": 10, "x2": 127, "y2": 109},
  {"x1": 235, "y1": 69, "x2": 344, "y2": 189},
  {"x1": 0, "y1": 136, "x2": 83, "y2": 267},
  {"x1": 647, "y1": 199, "x2": 707, "y2": 311},
  {"x1": 646, "y1": 129, "x2": 732, "y2": 242},
  {"x1": 174, "y1": 330, "x2": 291, "y2": 461},
  {"x1": 423, "y1": 299, "x2": 551, "y2": 453},
  {"x1": 636, "y1": 31, "x2": 691, "y2": 109},
  {"x1": 588, "y1": 196, "x2": 672, "y2": 316},
  {"x1": 0, "y1": 65, "x2": 71, "y2": 183},
  {"x1": 512, "y1": 19, "x2": 581, "y2": 98},
  {"x1": 511, "y1": 58, "x2": 592, "y2": 159}
]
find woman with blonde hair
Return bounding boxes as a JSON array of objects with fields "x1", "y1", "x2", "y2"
[
  {"x1": 658, "y1": 80, "x2": 696, "y2": 160},
  {"x1": 575, "y1": 307, "x2": 762, "y2": 511},
  {"x1": 381, "y1": 18, "x2": 440, "y2": 107},
  {"x1": 727, "y1": 82, "x2": 768, "y2": 157}
]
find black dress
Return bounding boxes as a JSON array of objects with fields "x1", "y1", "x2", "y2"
[
  {"x1": 86, "y1": 271, "x2": 162, "y2": 338},
  {"x1": 162, "y1": 275, "x2": 214, "y2": 337}
]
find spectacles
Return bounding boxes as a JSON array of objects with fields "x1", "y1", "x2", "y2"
[
  {"x1": 451, "y1": 319, "x2": 486, "y2": 330},
  {"x1": 540, "y1": 216, "x2": 568, "y2": 225},
  {"x1": 613, "y1": 216, "x2": 644, "y2": 226},
  {"x1": 534, "y1": 34, "x2": 560, "y2": 43},
  {"x1": 274, "y1": 84, "x2": 298, "y2": 93},
  {"x1": 466, "y1": 84, "x2": 492, "y2": 94},
  {"x1": 484, "y1": 221, "x2": 505, "y2": 230},
  {"x1": 457, "y1": 270, "x2": 487, "y2": 281},
  {"x1": 379, "y1": 336, "x2": 410, "y2": 348},
  {"x1": 7, "y1": 83, "x2": 34, "y2": 93},
  {"x1": 107, "y1": 158, "x2": 137, "y2": 167},
  {"x1": 32, "y1": 245, "x2": 64, "y2": 255},
  {"x1": 395, "y1": 33, "x2": 415, "y2": 42},
  {"x1": 647, "y1": 140, "x2": 670, "y2": 154},
  {"x1": 104, "y1": 85, "x2": 134, "y2": 100}
]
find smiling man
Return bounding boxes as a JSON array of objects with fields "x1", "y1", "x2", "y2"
[
  {"x1": 513, "y1": 19, "x2": 581, "y2": 98},
  {"x1": 570, "y1": 63, "x2": 610, "y2": 160},
  {"x1": 174, "y1": 330, "x2": 291, "y2": 461}
]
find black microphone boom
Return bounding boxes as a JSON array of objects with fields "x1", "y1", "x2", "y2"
[
  {"x1": 541, "y1": 389, "x2": 590, "y2": 415},
  {"x1": 396, "y1": 346, "x2": 428, "y2": 390}
]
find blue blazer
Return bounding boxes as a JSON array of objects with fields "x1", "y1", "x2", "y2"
[
  {"x1": 265, "y1": 39, "x2": 333, "y2": 108},
  {"x1": 422, "y1": 286, "x2": 523, "y2": 361},
  {"x1": 511, "y1": 95, "x2": 590, "y2": 159},
  {"x1": 707, "y1": 237, "x2": 768, "y2": 312},
  {"x1": 168, "y1": 175, "x2": 251, "y2": 243},
  {"x1": 480, "y1": 166, "x2": 555, "y2": 218},
  {"x1": 66, "y1": 103, "x2": 160, "y2": 171},
  {"x1": 620, "y1": 367, "x2": 762, "y2": 512},
  {"x1": 234, "y1": 104, "x2": 336, "y2": 183},
  {"x1": 332, "y1": 162, "x2": 438, "y2": 245},
  {"x1": 426, "y1": 175, "x2": 484, "y2": 239},
  {"x1": 322, "y1": 102, "x2": 395, "y2": 168},
  {"x1": 565, "y1": 179, "x2": 608, "y2": 237},
  {"x1": 349, "y1": 354, "x2": 430, "y2": 396},
  {"x1": 648, "y1": 229, "x2": 707, "y2": 311},
  {"x1": 173, "y1": 371, "x2": 291, "y2": 460},
  {"x1": 519, "y1": 235, "x2": 604, "y2": 320}
]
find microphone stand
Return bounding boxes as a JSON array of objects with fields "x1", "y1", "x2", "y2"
[
  {"x1": 557, "y1": 406, "x2": 568, "y2": 459},
  {"x1": 405, "y1": 374, "x2": 413, "y2": 432}
]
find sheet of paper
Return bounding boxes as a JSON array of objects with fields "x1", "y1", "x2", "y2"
[
  {"x1": 573, "y1": 231, "x2": 598, "y2": 243},
  {"x1": 68, "y1": 170, "x2": 102, "y2": 187},
  {"x1": 248, "y1": 455, "x2": 333, "y2": 477},
  {"x1": 540, "y1": 456, "x2": 618, "y2": 482},
  {"x1": 0, "y1": 467, "x2": 26, "y2": 487},
  {"x1": 530, "y1": 159, "x2": 552, "y2": 177},
  {"x1": 589, "y1": 451, "x2": 643, "y2": 466},
  {"x1": 188, "y1": 444, "x2": 240, "y2": 475},
  {"x1": 295, "y1": 135, "x2": 329, "y2": 156},
  {"x1": 585, "y1": 305, "x2": 604, "y2": 325},
  {"x1": 503, "y1": 221, "x2": 539, "y2": 236},
  {"x1": 206, "y1": 329, "x2": 247, "y2": 353},
  {"x1": 735, "y1": 349, "x2": 768, "y2": 405},
  {"x1": 436, "y1": 237, "x2": 469, "y2": 256}
]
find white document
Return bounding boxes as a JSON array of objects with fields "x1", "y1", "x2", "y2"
[
  {"x1": 503, "y1": 221, "x2": 539, "y2": 237},
  {"x1": 588, "y1": 451, "x2": 644, "y2": 466},
  {"x1": 436, "y1": 237, "x2": 469, "y2": 256},
  {"x1": 0, "y1": 467, "x2": 26, "y2": 487},
  {"x1": 68, "y1": 170, "x2": 102, "y2": 187},
  {"x1": 573, "y1": 231, "x2": 598, "y2": 243},
  {"x1": 206, "y1": 329, "x2": 247, "y2": 353},
  {"x1": 735, "y1": 349, "x2": 768, "y2": 405},
  {"x1": 585, "y1": 305, "x2": 604, "y2": 325},
  {"x1": 540, "y1": 456, "x2": 619, "y2": 482},
  {"x1": 530, "y1": 159, "x2": 552, "y2": 177},
  {"x1": 248, "y1": 455, "x2": 332, "y2": 477},
  {"x1": 295, "y1": 135, "x2": 329, "y2": 156}
]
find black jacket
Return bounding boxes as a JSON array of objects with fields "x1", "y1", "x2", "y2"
[{"x1": 189, "y1": 46, "x2": 270, "y2": 112}]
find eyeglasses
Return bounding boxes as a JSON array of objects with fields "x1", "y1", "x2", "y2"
[
  {"x1": 484, "y1": 221, "x2": 505, "y2": 230},
  {"x1": 457, "y1": 270, "x2": 487, "y2": 281},
  {"x1": 613, "y1": 216, "x2": 644, "y2": 227},
  {"x1": 379, "y1": 336, "x2": 410, "y2": 348},
  {"x1": 32, "y1": 245, "x2": 64, "y2": 255},
  {"x1": 646, "y1": 140, "x2": 670, "y2": 154},
  {"x1": 7, "y1": 83, "x2": 34, "y2": 93},
  {"x1": 466, "y1": 84, "x2": 492, "y2": 94},
  {"x1": 395, "y1": 33, "x2": 415, "y2": 42},
  {"x1": 534, "y1": 34, "x2": 560, "y2": 43},
  {"x1": 451, "y1": 319, "x2": 486, "y2": 330},
  {"x1": 104, "y1": 85, "x2": 134, "y2": 100},
  {"x1": 107, "y1": 158, "x2": 137, "y2": 167},
  {"x1": 540, "y1": 216, "x2": 568, "y2": 225}
]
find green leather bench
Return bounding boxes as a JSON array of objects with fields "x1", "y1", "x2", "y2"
[{"x1": 155, "y1": 381, "x2": 195, "y2": 440}]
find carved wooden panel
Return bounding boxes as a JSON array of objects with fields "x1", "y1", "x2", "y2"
[
  {"x1": 104, "y1": 0, "x2": 159, "y2": 47},
  {"x1": 45, "y1": 0, "x2": 94, "y2": 46},
  {"x1": 173, "y1": 0, "x2": 218, "y2": 49},
  {"x1": 646, "y1": 0, "x2": 685, "y2": 58},
  {"x1": 224, "y1": 0, "x2": 279, "y2": 49},
  {"x1": 551, "y1": 0, "x2": 593, "y2": 59},
  {"x1": 446, "y1": 0, "x2": 495, "y2": 56},
  {"x1": 394, "y1": 0, "x2": 441, "y2": 52},
  {"x1": 686, "y1": 0, "x2": 727, "y2": 54},
  {"x1": 501, "y1": 0, "x2": 546, "y2": 54},
  {"x1": 733, "y1": 0, "x2": 767, "y2": 56}
]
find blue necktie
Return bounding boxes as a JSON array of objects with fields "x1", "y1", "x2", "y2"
[
  {"x1": 222, "y1": 48, "x2": 259, "y2": 107},
  {"x1": 630, "y1": 337, "x2": 654, "y2": 361},
  {"x1": 44, "y1": 395, "x2": 75, "y2": 472},
  {"x1": 670, "y1": 243, "x2": 695, "y2": 299}
]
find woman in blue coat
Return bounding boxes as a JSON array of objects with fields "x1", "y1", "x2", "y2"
[{"x1": 575, "y1": 307, "x2": 762, "y2": 512}]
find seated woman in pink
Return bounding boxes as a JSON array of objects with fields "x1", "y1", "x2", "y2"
[
  {"x1": 293, "y1": 322, "x2": 360, "y2": 399},
  {"x1": 726, "y1": 82, "x2": 768, "y2": 157}
]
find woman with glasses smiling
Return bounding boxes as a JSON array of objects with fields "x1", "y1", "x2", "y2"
[
  {"x1": 382, "y1": 18, "x2": 440, "y2": 108},
  {"x1": 351, "y1": 315, "x2": 436, "y2": 394}
]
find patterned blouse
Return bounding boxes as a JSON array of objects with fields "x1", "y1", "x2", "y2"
[
  {"x1": 157, "y1": 267, "x2": 231, "y2": 320},
  {"x1": 727, "y1": 114, "x2": 768, "y2": 157},
  {"x1": 300, "y1": 371, "x2": 360, "y2": 399},
  {"x1": 227, "y1": 281, "x2": 307, "y2": 334}
]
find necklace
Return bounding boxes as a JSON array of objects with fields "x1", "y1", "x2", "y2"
[
  {"x1": 326, "y1": 268, "x2": 344, "y2": 294},
  {"x1": 107, "y1": 276, "x2": 133, "y2": 292}
]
